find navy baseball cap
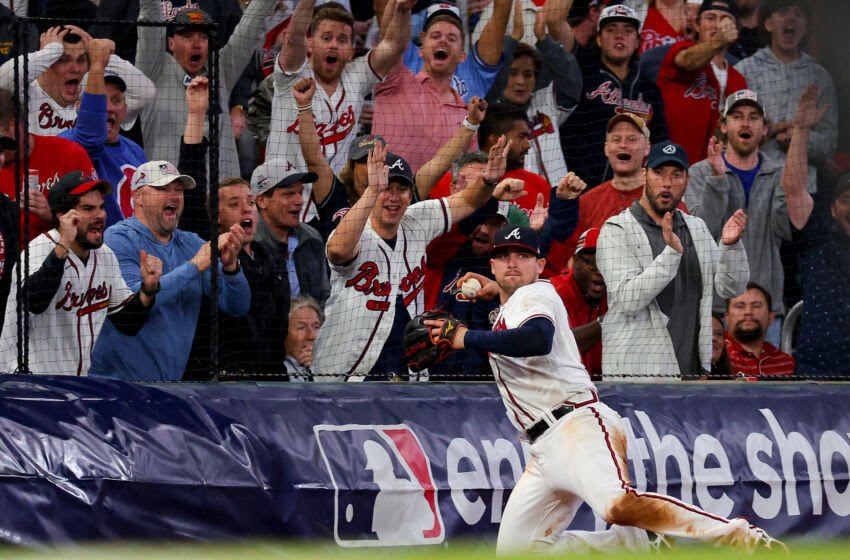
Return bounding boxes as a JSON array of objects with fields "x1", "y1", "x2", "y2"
[
  {"x1": 386, "y1": 153, "x2": 415, "y2": 187},
  {"x1": 699, "y1": 0, "x2": 738, "y2": 17},
  {"x1": 490, "y1": 225, "x2": 540, "y2": 257},
  {"x1": 48, "y1": 171, "x2": 112, "y2": 213},
  {"x1": 647, "y1": 141, "x2": 689, "y2": 170}
]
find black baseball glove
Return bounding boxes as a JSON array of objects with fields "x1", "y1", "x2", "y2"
[{"x1": 402, "y1": 310, "x2": 466, "y2": 372}]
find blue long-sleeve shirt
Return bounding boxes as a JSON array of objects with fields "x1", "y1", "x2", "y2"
[
  {"x1": 60, "y1": 92, "x2": 147, "y2": 226},
  {"x1": 89, "y1": 217, "x2": 251, "y2": 381}
]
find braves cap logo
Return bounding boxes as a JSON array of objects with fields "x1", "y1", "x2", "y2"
[
  {"x1": 662, "y1": 144, "x2": 677, "y2": 155},
  {"x1": 388, "y1": 159, "x2": 406, "y2": 171},
  {"x1": 505, "y1": 228, "x2": 522, "y2": 240},
  {"x1": 314, "y1": 424, "x2": 444, "y2": 547}
]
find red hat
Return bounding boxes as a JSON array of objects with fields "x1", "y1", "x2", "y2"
[{"x1": 575, "y1": 228, "x2": 601, "y2": 254}]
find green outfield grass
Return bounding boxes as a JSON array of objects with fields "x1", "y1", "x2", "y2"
[{"x1": 2, "y1": 539, "x2": 848, "y2": 560}]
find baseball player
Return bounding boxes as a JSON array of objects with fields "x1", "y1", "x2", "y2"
[
  {"x1": 0, "y1": 172, "x2": 161, "y2": 376},
  {"x1": 429, "y1": 225, "x2": 785, "y2": 553}
]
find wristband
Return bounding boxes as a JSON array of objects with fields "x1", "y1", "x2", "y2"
[
  {"x1": 462, "y1": 116, "x2": 480, "y2": 131},
  {"x1": 296, "y1": 104, "x2": 313, "y2": 115},
  {"x1": 141, "y1": 282, "x2": 161, "y2": 297}
]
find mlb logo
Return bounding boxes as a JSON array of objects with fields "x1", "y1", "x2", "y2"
[{"x1": 314, "y1": 424, "x2": 444, "y2": 547}]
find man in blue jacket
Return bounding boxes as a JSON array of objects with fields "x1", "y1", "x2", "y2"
[{"x1": 89, "y1": 160, "x2": 250, "y2": 381}]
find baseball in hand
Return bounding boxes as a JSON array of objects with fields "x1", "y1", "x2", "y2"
[{"x1": 461, "y1": 278, "x2": 482, "y2": 299}]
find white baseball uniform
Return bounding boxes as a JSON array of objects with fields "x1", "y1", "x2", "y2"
[
  {"x1": 489, "y1": 280, "x2": 776, "y2": 553},
  {"x1": 0, "y1": 231, "x2": 135, "y2": 376},
  {"x1": 312, "y1": 198, "x2": 451, "y2": 379},
  {"x1": 267, "y1": 54, "x2": 381, "y2": 221},
  {"x1": 0, "y1": 43, "x2": 156, "y2": 136}
]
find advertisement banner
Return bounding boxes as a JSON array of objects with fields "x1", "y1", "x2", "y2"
[{"x1": 0, "y1": 376, "x2": 847, "y2": 544}]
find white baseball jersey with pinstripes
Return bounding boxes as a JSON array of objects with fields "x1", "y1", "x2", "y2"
[
  {"x1": 0, "y1": 230, "x2": 135, "y2": 376},
  {"x1": 489, "y1": 279, "x2": 596, "y2": 431},
  {"x1": 313, "y1": 198, "x2": 451, "y2": 378}
]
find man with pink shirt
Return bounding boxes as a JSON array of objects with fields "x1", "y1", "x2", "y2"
[{"x1": 373, "y1": 1, "x2": 511, "y2": 172}]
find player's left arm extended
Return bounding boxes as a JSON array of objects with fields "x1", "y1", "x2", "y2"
[{"x1": 462, "y1": 317, "x2": 555, "y2": 356}]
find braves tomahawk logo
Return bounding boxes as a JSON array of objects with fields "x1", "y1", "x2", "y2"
[
  {"x1": 314, "y1": 424, "x2": 444, "y2": 547},
  {"x1": 684, "y1": 73, "x2": 719, "y2": 109}
]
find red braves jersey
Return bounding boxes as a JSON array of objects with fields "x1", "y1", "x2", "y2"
[
  {"x1": 639, "y1": 6, "x2": 684, "y2": 55},
  {"x1": 724, "y1": 334, "x2": 795, "y2": 378},
  {"x1": 550, "y1": 270, "x2": 607, "y2": 379},
  {"x1": 0, "y1": 135, "x2": 97, "y2": 244},
  {"x1": 429, "y1": 169, "x2": 550, "y2": 216},
  {"x1": 657, "y1": 41, "x2": 747, "y2": 162}
]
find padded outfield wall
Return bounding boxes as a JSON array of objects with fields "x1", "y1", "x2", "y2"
[{"x1": 0, "y1": 376, "x2": 847, "y2": 546}]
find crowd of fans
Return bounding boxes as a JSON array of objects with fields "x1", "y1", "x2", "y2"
[{"x1": 0, "y1": 0, "x2": 845, "y2": 382}]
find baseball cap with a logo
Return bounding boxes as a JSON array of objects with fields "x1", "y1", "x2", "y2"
[
  {"x1": 386, "y1": 153, "x2": 416, "y2": 187},
  {"x1": 131, "y1": 161, "x2": 196, "y2": 191},
  {"x1": 48, "y1": 171, "x2": 112, "y2": 213},
  {"x1": 251, "y1": 158, "x2": 318, "y2": 197},
  {"x1": 647, "y1": 141, "x2": 689, "y2": 170},
  {"x1": 723, "y1": 89, "x2": 767, "y2": 119},
  {"x1": 597, "y1": 4, "x2": 641, "y2": 31},
  {"x1": 424, "y1": 2, "x2": 463, "y2": 31},
  {"x1": 606, "y1": 112, "x2": 650, "y2": 139},
  {"x1": 575, "y1": 228, "x2": 601, "y2": 255},
  {"x1": 490, "y1": 225, "x2": 541, "y2": 257},
  {"x1": 349, "y1": 135, "x2": 386, "y2": 162},
  {"x1": 171, "y1": 8, "x2": 214, "y2": 34}
]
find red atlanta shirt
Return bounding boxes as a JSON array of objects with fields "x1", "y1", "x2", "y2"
[
  {"x1": 551, "y1": 269, "x2": 607, "y2": 379},
  {"x1": 725, "y1": 334, "x2": 796, "y2": 378},
  {"x1": 544, "y1": 180, "x2": 689, "y2": 277},
  {"x1": 657, "y1": 41, "x2": 747, "y2": 162},
  {"x1": 640, "y1": 6, "x2": 685, "y2": 54},
  {"x1": 0, "y1": 135, "x2": 96, "y2": 244}
]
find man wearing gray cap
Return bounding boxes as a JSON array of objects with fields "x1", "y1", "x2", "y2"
[
  {"x1": 89, "y1": 160, "x2": 250, "y2": 381},
  {"x1": 251, "y1": 158, "x2": 330, "y2": 308},
  {"x1": 686, "y1": 87, "x2": 827, "y2": 344},
  {"x1": 597, "y1": 140, "x2": 749, "y2": 379}
]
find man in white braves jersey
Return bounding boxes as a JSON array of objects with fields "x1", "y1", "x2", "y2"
[
  {"x1": 435, "y1": 225, "x2": 785, "y2": 553},
  {"x1": 312, "y1": 136, "x2": 514, "y2": 381},
  {"x1": 0, "y1": 24, "x2": 154, "y2": 137},
  {"x1": 0, "y1": 171, "x2": 161, "y2": 376},
  {"x1": 267, "y1": 0, "x2": 412, "y2": 211}
]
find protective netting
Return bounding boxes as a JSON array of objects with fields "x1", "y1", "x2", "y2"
[{"x1": 0, "y1": 0, "x2": 846, "y2": 383}]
